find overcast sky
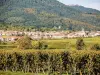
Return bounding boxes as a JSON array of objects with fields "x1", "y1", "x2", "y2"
[{"x1": 57, "y1": 0, "x2": 100, "y2": 10}]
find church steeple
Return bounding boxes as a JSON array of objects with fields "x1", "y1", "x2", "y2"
[{"x1": 82, "y1": 28, "x2": 85, "y2": 32}]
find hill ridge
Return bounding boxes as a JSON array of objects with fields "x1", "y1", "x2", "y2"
[{"x1": 0, "y1": 0, "x2": 100, "y2": 31}]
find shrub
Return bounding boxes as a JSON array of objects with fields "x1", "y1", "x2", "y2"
[
  {"x1": 36, "y1": 41, "x2": 48, "y2": 49},
  {"x1": 90, "y1": 44, "x2": 100, "y2": 50}
]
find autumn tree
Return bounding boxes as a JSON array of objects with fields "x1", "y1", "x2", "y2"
[{"x1": 17, "y1": 36, "x2": 32, "y2": 49}]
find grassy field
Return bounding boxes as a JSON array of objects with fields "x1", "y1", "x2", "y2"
[
  {"x1": 0, "y1": 37, "x2": 99, "y2": 75},
  {"x1": 0, "y1": 37, "x2": 100, "y2": 50},
  {"x1": 0, "y1": 71, "x2": 49, "y2": 75},
  {"x1": 32, "y1": 37, "x2": 100, "y2": 50},
  {"x1": 0, "y1": 71, "x2": 68, "y2": 75},
  {"x1": 0, "y1": 71, "x2": 33, "y2": 75}
]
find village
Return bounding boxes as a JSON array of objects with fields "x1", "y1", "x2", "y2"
[{"x1": 0, "y1": 29, "x2": 100, "y2": 42}]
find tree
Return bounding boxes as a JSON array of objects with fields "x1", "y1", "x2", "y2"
[
  {"x1": 76, "y1": 38, "x2": 85, "y2": 50},
  {"x1": 17, "y1": 36, "x2": 32, "y2": 50}
]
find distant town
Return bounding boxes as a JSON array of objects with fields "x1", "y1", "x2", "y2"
[{"x1": 0, "y1": 29, "x2": 100, "y2": 42}]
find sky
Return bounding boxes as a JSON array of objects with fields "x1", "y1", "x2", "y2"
[{"x1": 57, "y1": 0, "x2": 100, "y2": 10}]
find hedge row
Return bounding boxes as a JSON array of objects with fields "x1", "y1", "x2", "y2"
[{"x1": 0, "y1": 50, "x2": 100, "y2": 75}]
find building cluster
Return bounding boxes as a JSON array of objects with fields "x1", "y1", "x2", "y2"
[{"x1": 0, "y1": 30, "x2": 100, "y2": 42}]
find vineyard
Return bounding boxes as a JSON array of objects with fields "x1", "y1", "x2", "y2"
[
  {"x1": 0, "y1": 50, "x2": 100, "y2": 75},
  {"x1": 0, "y1": 37, "x2": 100, "y2": 75},
  {"x1": 0, "y1": 0, "x2": 100, "y2": 75}
]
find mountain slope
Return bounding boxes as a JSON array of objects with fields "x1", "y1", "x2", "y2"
[
  {"x1": 69, "y1": 5, "x2": 100, "y2": 14},
  {"x1": 0, "y1": 0, "x2": 100, "y2": 31}
]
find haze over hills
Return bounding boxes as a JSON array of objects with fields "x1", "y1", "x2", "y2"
[{"x1": 0, "y1": 0, "x2": 100, "y2": 31}]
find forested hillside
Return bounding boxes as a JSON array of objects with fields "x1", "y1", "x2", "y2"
[
  {"x1": 0, "y1": 0, "x2": 100, "y2": 31},
  {"x1": 69, "y1": 5, "x2": 100, "y2": 14}
]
